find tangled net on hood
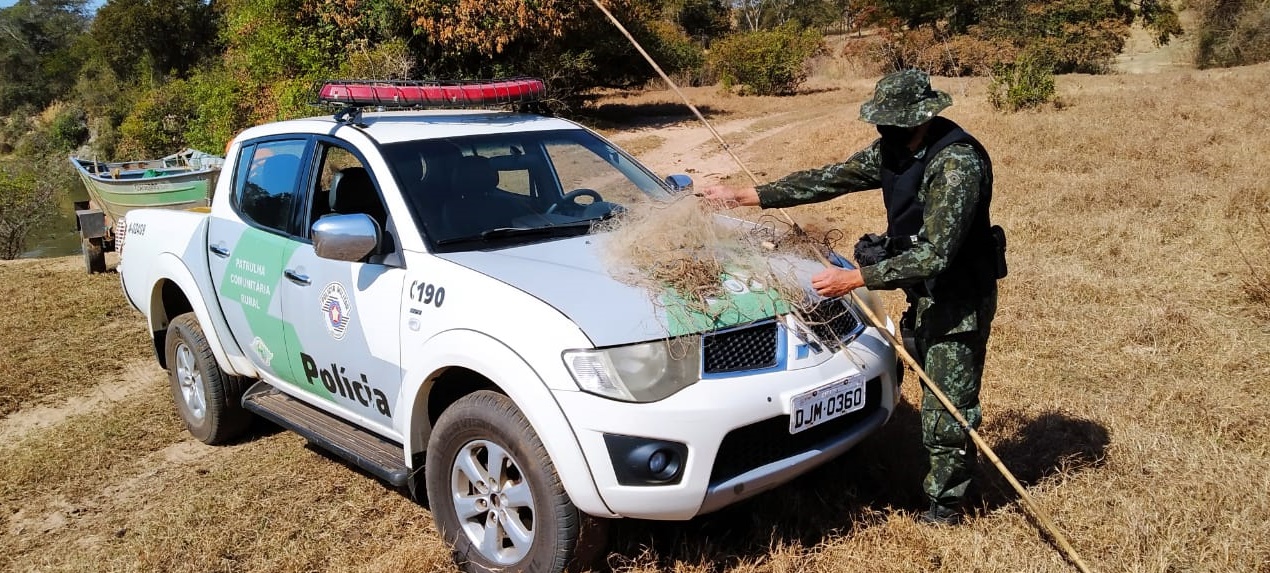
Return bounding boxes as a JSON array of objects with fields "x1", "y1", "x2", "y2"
[{"x1": 591, "y1": 194, "x2": 846, "y2": 325}]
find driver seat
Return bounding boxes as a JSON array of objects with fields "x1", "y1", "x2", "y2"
[
  {"x1": 441, "y1": 155, "x2": 532, "y2": 237},
  {"x1": 328, "y1": 167, "x2": 387, "y2": 229}
]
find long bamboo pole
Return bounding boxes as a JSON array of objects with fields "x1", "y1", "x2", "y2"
[{"x1": 588, "y1": 2, "x2": 1094, "y2": 571}]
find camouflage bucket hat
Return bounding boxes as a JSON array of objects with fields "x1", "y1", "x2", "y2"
[{"x1": 859, "y1": 69, "x2": 953, "y2": 128}]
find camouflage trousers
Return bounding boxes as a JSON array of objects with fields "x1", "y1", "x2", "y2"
[{"x1": 908, "y1": 293, "x2": 996, "y2": 509}]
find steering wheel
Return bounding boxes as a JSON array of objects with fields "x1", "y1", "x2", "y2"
[{"x1": 545, "y1": 188, "x2": 603, "y2": 215}]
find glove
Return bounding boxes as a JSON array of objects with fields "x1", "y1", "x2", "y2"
[{"x1": 853, "y1": 233, "x2": 890, "y2": 267}]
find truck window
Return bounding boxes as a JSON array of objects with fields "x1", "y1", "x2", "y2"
[
  {"x1": 307, "y1": 143, "x2": 389, "y2": 237},
  {"x1": 235, "y1": 140, "x2": 306, "y2": 233},
  {"x1": 545, "y1": 140, "x2": 648, "y2": 207}
]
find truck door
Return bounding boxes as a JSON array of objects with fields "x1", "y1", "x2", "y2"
[
  {"x1": 275, "y1": 140, "x2": 405, "y2": 433},
  {"x1": 207, "y1": 138, "x2": 311, "y2": 382}
]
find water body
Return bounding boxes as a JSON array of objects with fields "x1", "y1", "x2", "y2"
[{"x1": 22, "y1": 181, "x2": 91, "y2": 259}]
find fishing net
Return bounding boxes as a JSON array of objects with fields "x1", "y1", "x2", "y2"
[{"x1": 592, "y1": 194, "x2": 860, "y2": 346}]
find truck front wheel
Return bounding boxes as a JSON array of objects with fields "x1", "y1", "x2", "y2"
[
  {"x1": 426, "y1": 390, "x2": 606, "y2": 573},
  {"x1": 164, "y1": 313, "x2": 250, "y2": 444}
]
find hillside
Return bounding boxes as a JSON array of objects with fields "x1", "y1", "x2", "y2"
[{"x1": 2, "y1": 63, "x2": 1269, "y2": 572}]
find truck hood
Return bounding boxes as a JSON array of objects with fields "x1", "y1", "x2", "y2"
[{"x1": 436, "y1": 233, "x2": 826, "y2": 347}]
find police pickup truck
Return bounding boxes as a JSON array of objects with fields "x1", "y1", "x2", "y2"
[{"x1": 116, "y1": 79, "x2": 900, "y2": 573}]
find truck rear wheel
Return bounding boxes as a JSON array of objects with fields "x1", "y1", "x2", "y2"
[
  {"x1": 165, "y1": 313, "x2": 251, "y2": 444},
  {"x1": 82, "y1": 237, "x2": 106, "y2": 274},
  {"x1": 425, "y1": 390, "x2": 606, "y2": 573}
]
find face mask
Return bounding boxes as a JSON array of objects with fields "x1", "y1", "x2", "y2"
[{"x1": 876, "y1": 124, "x2": 914, "y2": 146}]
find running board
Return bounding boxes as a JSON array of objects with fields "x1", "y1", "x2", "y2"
[{"x1": 242, "y1": 382, "x2": 411, "y2": 487}]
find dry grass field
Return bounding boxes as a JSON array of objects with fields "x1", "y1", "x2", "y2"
[{"x1": 3, "y1": 60, "x2": 1269, "y2": 572}]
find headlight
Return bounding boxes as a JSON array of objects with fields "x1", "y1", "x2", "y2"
[{"x1": 562, "y1": 337, "x2": 701, "y2": 402}]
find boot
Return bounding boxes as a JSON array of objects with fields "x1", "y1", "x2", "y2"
[{"x1": 919, "y1": 502, "x2": 963, "y2": 526}]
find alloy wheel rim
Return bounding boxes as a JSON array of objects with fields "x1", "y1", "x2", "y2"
[
  {"x1": 174, "y1": 341, "x2": 206, "y2": 421},
  {"x1": 450, "y1": 439, "x2": 536, "y2": 564}
]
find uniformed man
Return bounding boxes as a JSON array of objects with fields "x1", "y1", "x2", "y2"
[{"x1": 702, "y1": 69, "x2": 1004, "y2": 525}]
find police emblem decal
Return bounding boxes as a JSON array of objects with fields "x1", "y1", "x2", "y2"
[
  {"x1": 723, "y1": 277, "x2": 748, "y2": 294},
  {"x1": 320, "y1": 282, "x2": 352, "y2": 340}
]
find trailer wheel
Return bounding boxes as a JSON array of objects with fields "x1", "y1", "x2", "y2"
[
  {"x1": 82, "y1": 237, "x2": 106, "y2": 274},
  {"x1": 165, "y1": 313, "x2": 251, "y2": 444}
]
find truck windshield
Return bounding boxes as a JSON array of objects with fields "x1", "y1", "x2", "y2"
[{"x1": 382, "y1": 129, "x2": 671, "y2": 250}]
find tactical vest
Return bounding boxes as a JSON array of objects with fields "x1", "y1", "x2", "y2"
[{"x1": 879, "y1": 117, "x2": 998, "y2": 300}]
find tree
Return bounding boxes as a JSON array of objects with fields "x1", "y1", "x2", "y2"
[
  {"x1": 406, "y1": 0, "x2": 697, "y2": 101},
  {"x1": 0, "y1": 0, "x2": 91, "y2": 114},
  {"x1": 0, "y1": 161, "x2": 57, "y2": 259},
  {"x1": 710, "y1": 25, "x2": 823, "y2": 95},
  {"x1": 863, "y1": 0, "x2": 1183, "y2": 74},
  {"x1": 1193, "y1": 0, "x2": 1270, "y2": 68},
  {"x1": 666, "y1": 0, "x2": 731, "y2": 41},
  {"x1": 89, "y1": 0, "x2": 220, "y2": 83}
]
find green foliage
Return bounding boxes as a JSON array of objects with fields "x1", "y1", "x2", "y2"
[
  {"x1": 981, "y1": 0, "x2": 1131, "y2": 73},
  {"x1": 87, "y1": 115, "x2": 122, "y2": 160},
  {"x1": 118, "y1": 81, "x2": 196, "y2": 158},
  {"x1": 863, "y1": 0, "x2": 1182, "y2": 74},
  {"x1": 0, "y1": 0, "x2": 92, "y2": 114},
  {"x1": 988, "y1": 54, "x2": 1057, "y2": 112},
  {"x1": 1193, "y1": 0, "x2": 1270, "y2": 68},
  {"x1": 645, "y1": 20, "x2": 707, "y2": 77},
  {"x1": 709, "y1": 26, "x2": 824, "y2": 95},
  {"x1": 0, "y1": 111, "x2": 34, "y2": 155},
  {"x1": 0, "y1": 161, "x2": 57, "y2": 259},
  {"x1": 1135, "y1": 0, "x2": 1185, "y2": 45},
  {"x1": 732, "y1": 0, "x2": 842, "y2": 31},
  {"x1": 665, "y1": 0, "x2": 730, "y2": 40},
  {"x1": 408, "y1": 0, "x2": 693, "y2": 100},
  {"x1": 48, "y1": 104, "x2": 88, "y2": 152},
  {"x1": 182, "y1": 66, "x2": 245, "y2": 153},
  {"x1": 88, "y1": 0, "x2": 219, "y2": 83},
  {"x1": 867, "y1": 0, "x2": 957, "y2": 29},
  {"x1": 74, "y1": 57, "x2": 130, "y2": 123},
  {"x1": 221, "y1": 0, "x2": 342, "y2": 83},
  {"x1": 341, "y1": 38, "x2": 416, "y2": 80}
]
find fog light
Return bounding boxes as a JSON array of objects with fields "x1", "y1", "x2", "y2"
[
  {"x1": 649, "y1": 450, "x2": 669, "y2": 474},
  {"x1": 648, "y1": 448, "x2": 682, "y2": 481},
  {"x1": 604, "y1": 434, "x2": 688, "y2": 486}
]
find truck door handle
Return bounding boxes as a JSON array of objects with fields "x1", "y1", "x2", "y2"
[
  {"x1": 208, "y1": 245, "x2": 230, "y2": 258},
  {"x1": 284, "y1": 269, "x2": 311, "y2": 286}
]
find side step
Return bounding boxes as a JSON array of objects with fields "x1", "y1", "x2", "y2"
[{"x1": 243, "y1": 382, "x2": 411, "y2": 487}]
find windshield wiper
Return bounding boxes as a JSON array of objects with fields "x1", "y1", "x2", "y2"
[{"x1": 436, "y1": 221, "x2": 595, "y2": 245}]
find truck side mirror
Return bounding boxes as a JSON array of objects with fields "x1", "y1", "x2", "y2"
[
  {"x1": 312, "y1": 214, "x2": 379, "y2": 262},
  {"x1": 664, "y1": 174, "x2": 693, "y2": 194}
]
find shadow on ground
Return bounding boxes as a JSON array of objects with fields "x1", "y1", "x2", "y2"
[
  {"x1": 602, "y1": 403, "x2": 1110, "y2": 571},
  {"x1": 240, "y1": 392, "x2": 1108, "y2": 571},
  {"x1": 579, "y1": 102, "x2": 723, "y2": 130}
]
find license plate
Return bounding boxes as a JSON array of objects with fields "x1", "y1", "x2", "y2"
[{"x1": 788, "y1": 376, "x2": 866, "y2": 434}]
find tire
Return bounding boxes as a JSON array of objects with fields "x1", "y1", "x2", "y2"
[
  {"x1": 426, "y1": 390, "x2": 607, "y2": 573},
  {"x1": 164, "y1": 313, "x2": 251, "y2": 445},
  {"x1": 82, "y1": 237, "x2": 106, "y2": 274}
]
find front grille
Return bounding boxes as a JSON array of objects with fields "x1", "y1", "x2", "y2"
[
  {"x1": 803, "y1": 300, "x2": 862, "y2": 351},
  {"x1": 702, "y1": 321, "x2": 779, "y2": 374},
  {"x1": 708, "y1": 377, "x2": 881, "y2": 485}
]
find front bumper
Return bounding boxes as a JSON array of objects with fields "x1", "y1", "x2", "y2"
[{"x1": 552, "y1": 325, "x2": 899, "y2": 521}]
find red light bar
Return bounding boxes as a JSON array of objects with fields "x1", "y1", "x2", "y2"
[{"x1": 317, "y1": 78, "x2": 545, "y2": 109}]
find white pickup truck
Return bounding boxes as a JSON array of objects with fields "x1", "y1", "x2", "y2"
[{"x1": 117, "y1": 79, "x2": 900, "y2": 573}]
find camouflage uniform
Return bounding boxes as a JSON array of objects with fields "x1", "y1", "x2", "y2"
[{"x1": 755, "y1": 70, "x2": 998, "y2": 517}]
